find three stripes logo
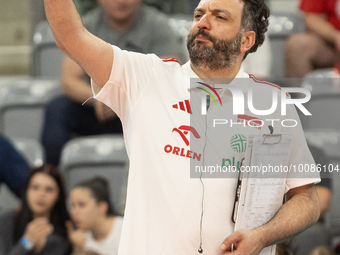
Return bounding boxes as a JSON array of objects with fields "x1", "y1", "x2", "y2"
[
  {"x1": 230, "y1": 134, "x2": 247, "y2": 153},
  {"x1": 172, "y1": 100, "x2": 192, "y2": 114},
  {"x1": 197, "y1": 82, "x2": 223, "y2": 106}
]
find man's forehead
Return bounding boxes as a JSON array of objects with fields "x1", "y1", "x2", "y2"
[{"x1": 196, "y1": 0, "x2": 244, "y2": 11}]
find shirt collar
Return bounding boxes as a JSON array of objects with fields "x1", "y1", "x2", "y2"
[{"x1": 183, "y1": 61, "x2": 250, "y2": 90}]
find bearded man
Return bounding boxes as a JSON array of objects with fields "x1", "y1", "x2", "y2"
[{"x1": 43, "y1": 0, "x2": 320, "y2": 254}]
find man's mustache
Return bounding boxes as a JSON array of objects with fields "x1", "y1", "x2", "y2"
[{"x1": 192, "y1": 29, "x2": 216, "y2": 43}]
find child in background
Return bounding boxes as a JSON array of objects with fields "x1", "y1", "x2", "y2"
[{"x1": 68, "y1": 178, "x2": 123, "y2": 255}]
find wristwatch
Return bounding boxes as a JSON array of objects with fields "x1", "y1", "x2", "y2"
[{"x1": 20, "y1": 236, "x2": 33, "y2": 251}]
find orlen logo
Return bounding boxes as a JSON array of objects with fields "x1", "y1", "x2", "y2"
[
  {"x1": 230, "y1": 134, "x2": 247, "y2": 153},
  {"x1": 172, "y1": 125, "x2": 200, "y2": 146},
  {"x1": 164, "y1": 125, "x2": 202, "y2": 161}
]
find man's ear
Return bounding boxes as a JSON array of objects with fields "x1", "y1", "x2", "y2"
[{"x1": 240, "y1": 31, "x2": 256, "y2": 53}]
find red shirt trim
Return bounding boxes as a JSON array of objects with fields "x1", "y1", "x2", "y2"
[
  {"x1": 162, "y1": 58, "x2": 180, "y2": 64},
  {"x1": 249, "y1": 74, "x2": 290, "y2": 97}
]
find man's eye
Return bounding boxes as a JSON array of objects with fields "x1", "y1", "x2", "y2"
[
  {"x1": 195, "y1": 14, "x2": 202, "y2": 19},
  {"x1": 217, "y1": 16, "x2": 226, "y2": 20}
]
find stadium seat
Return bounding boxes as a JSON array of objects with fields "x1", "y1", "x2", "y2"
[
  {"x1": 267, "y1": 12, "x2": 305, "y2": 78},
  {"x1": 300, "y1": 68, "x2": 340, "y2": 130},
  {"x1": 0, "y1": 137, "x2": 44, "y2": 211},
  {"x1": 0, "y1": 77, "x2": 61, "y2": 141},
  {"x1": 31, "y1": 21, "x2": 65, "y2": 78},
  {"x1": 304, "y1": 129, "x2": 340, "y2": 237},
  {"x1": 59, "y1": 135, "x2": 129, "y2": 216}
]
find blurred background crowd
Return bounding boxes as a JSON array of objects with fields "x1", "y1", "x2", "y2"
[{"x1": 0, "y1": 0, "x2": 340, "y2": 254}]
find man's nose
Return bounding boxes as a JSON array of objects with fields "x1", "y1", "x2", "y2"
[{"x1": 197, "y1": 14, "x2": 211, "y2": 30}]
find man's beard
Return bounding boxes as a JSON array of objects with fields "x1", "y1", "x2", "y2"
[{"x1": 187, "y1": 29, "x2": 243, "y2": 70}]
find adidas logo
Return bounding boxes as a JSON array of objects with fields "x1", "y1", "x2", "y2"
[{"x1": 172, "y1": 100, "x2": 192, "y2": 114}]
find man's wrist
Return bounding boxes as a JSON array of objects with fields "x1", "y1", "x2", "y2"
[{"x1": 251, "y1": 227, "x2": 268, "y2": 249}]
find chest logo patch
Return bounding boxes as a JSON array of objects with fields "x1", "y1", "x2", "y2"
[{"x1": 230, "y1": 134, "x2": 247, "y2": 153}]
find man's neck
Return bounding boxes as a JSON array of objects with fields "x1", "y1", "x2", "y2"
[{"x1": 190, "y1": 58, "x2": 243, "y2": 81}]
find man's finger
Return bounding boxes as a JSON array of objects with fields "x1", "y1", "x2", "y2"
[{"x1": 220, "y1": 231, "x2": 242, "y2": 251}]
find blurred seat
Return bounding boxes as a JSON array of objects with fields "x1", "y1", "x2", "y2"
[
  {"x1": 10, "y1": 137, "x2": 45, "y2": 168},
  {"x1": 59, "y1": 135, "x2": 129, "y2": 216},
  {"x1": 167, "y1": 14, "x2": 192, "y2": 61},
  {"x1": 267, "y1": 12, "x2": 305, "y2": 78},
  {"x1": 0, "y1": 77, "x2": 61, "y2": 141},
  {"x1": 0, "y1": 137, "x2": 44, "y2": 212},
  {"x1": 300, "y1": 68, "x2": 340, "y2": 130},
  {"x1": 31, "y1": 21, "x2": 65, "y2": 78},
  {"x1": 304, "y1": 129, "x2": 340, "y2": 237}
]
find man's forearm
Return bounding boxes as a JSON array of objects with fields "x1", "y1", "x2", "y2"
[
  {"x1": 44, "y1": 0, "x2": 85, "y2": 54},
  {"x1": 253, "y1": 184, "x2": 320, "y2": 247}
]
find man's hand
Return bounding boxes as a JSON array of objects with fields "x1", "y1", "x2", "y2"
[
  {"x1": 219, "y1": 184, "x2": 319, "y2": 255},
  {"x1": 95, "y1": 101, "x2": 117, "y2": 123},
  {"x1": 23, "y1": 218, "x2": 53, "y2": 249},
  {"x1": 220, "y1": 229, "x2": 265, "y2": 255}
]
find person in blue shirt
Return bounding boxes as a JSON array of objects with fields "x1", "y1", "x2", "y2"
[{"x1": 0, "y1": 134, "x2": 30, "y2": 198}]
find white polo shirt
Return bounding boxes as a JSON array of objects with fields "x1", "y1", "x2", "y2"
[{"x1": 92, "y1": 45, "x2": 320, "y2": 255}]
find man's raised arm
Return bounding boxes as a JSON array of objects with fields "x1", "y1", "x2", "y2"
[{"x1": 44, "y1": 0, "x2": 113, "y2": 87}]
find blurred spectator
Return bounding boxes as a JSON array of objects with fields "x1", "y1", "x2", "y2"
[
  {"x1": 68, "y1": 178, "x2": 123, "y2": 255},
  {"x1": 285, "y1": 0, "x2": 340, "y2": 78},
  {"x1": 74, "y1": 0, "x2": 98, "y2": 15},
  {"x1": 0, "y1": 134, "x2": 30, "y2": 198},
  {"x1": 41, "y1": 0, "x2": 186, "y2": 166},
  {"x1": 288, "y1": 144, "x2": 333, "y2": 255},
  {"x1": 143, "y1": 0, "x2": 191, "y2": 14},
  {"x1": 0, "y1": 165, "x2": 71, "y2": 255}
]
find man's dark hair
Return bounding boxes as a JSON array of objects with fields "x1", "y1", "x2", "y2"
[{"x1": 241, "y1": 0, "x2": 270, "y2": 59}]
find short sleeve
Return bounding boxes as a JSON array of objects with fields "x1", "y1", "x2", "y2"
[
  {"x1": 300, "y1": 0, "x2": 326, "y2": 13},
  {"x1": 283, "y1": 104, "x2": 321, "y2": 193},
  {"x1": 91, "y1": 45, "x2": 158, "y2": 121}
]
